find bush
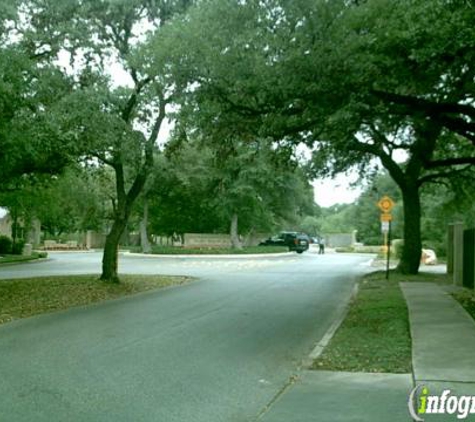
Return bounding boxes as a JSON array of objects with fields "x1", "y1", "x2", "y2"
[
  {"x1": 0, "y1": 235, "x2": 12, "y2": 254},
  {"x1": 335, "y1": 246, "x2": 355, "y2": 253},
  {"x1": 11, "y1": 240, "x2": 25, "y2": 255},
  {"x1": 391, "y1": 239, "x2": 404, "y2": 259},
  {"x1": 422, "y1": 240, "x2": 446, "y2": 259}
]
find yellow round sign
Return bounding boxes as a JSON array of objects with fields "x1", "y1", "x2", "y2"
[{"x1": 378, "y1": 196, "x2": 395, "y2": 213}]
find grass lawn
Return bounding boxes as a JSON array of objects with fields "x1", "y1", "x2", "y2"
[
  {"x1": 311, "y1": 270, "x2": 451, "y2": 373},
  {"x1": 0, "y1": 274, "x2": 193, "y2": 325},
  {"x1": 130, "y1": 245, "x2": 290, "y2": 255}
]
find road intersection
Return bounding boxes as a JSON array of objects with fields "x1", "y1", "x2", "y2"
[{"x1": 0, "y1": 251, "x2": 371, "y2": 421}]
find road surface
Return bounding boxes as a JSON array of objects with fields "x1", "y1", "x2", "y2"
[{"x1": 0, "y1": 251, "x2": 372, "y2": 421}]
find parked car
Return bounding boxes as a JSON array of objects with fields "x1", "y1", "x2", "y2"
[{"x1": 259, "y1": 231, "x2": 310, "y2": 254}]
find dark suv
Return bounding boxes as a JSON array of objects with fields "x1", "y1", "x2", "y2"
[{"x1": 259, "y1": 231, "x2": 310, "y2": 254}]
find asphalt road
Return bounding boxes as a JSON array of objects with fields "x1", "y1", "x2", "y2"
[{"x1": 0, "y1": 251, "x2": 372, "y2": 422}]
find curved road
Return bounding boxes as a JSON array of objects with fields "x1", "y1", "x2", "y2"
[{"x1": 0, "y1": 251, "x2": 372, "y2": 421}]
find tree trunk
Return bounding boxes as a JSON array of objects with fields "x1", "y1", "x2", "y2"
[
  {"x1": 140, "y1": 198, "x2": 151, "y2": 254},
  {"x1": 230, "y1": 213, "x2": 242, "y2": 249},
  {"x1": 397, "y1": 184, "x2": 422, "y2": 274},
  {"x1": 101, "y1": 215, "x2": 127, "y2": 284}
]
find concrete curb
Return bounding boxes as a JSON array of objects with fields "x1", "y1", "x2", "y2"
[{"x1": 0, "y1": 257, "x2": 50, "y2": 267}]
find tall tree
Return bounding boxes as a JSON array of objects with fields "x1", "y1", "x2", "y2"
[
  {"x1": 164, "y1": 0, "x2": 475, "y2": 273},
  {"x1": 16, "y1": 0, "x2": 193, "y2": 282}
]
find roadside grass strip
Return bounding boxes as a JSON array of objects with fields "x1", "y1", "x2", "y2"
[
  {"x1": 0, "y1": 274, "x2": 192, "y2": 325},
  {"x1": 0, "y1": 252, "x2": 47, "y2": 265},
  {"x1": 452, "y1": 289, "x2": 475, "y2": 322},
  {"x1": 312, "y1": 271, "x2": 451, "y2": 373}
]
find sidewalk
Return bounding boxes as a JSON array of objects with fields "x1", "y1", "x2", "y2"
[
  {"x1": 259, "y1": 282, "x2": 475, "y2": 421},
  {"x1": 401, "y1": 282, "x2": 475, "y2": 421}
]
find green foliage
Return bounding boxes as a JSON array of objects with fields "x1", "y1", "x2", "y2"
[
  {"x1": 0, "y1": 235, "x2": 12, "y2": 254},
  {"x1": 419, "y1": 175, "x2": 475, "y2": 257},
  {"x1": 349, "y1": 173, "x2": 403, "y2": 245},
  {"x1": 318, "y1": 204, "x2": 355, "y2": 234},
  {"x1": 0, "y1": 46, "x2": 75, "y2": 190},
  {"x1": 166, "y1": 0, "x2": 475, "y2": 273},
  {"x1": 147, "y1": 134, "x2": 317, "y2": 237},
  {"x1": 299, "y1": 216, "x2": 321, "y2": 237},
  {"x1": 392, "y1": 239, "x2": 404, "y2": 260},
  {"x1": 0, "y1": 166, "x2": 112, "y2": 239},
  {"x1": 11, "y1": 239, "x2": 24, "y2": 255}
]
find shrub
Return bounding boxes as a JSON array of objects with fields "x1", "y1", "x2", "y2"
[
  {"x1": 391, "y1": 239, "x2": 404, "y2": 259},
  {"x1": 422, "y1": 240, "x2": 446, "y2": 259},
  {"x1": 0, "y1": 235, "x2": 12, "y2": 254},
  {"x1": 11, "y1": 239, "x2": 25, "y2": 255}
]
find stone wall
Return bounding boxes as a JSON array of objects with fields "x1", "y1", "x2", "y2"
[
  {"x1": 85, "y1": 230, "x2": 106, "y2": 249},
  {"x1": 183, "y1": 233, "x2": 231, "y2": 248},
  {"x1": 324, "y1": 232, "x2": 357, "y2": 248}
]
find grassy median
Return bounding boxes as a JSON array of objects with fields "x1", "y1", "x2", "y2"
[
  {"x1": 0, "y1": 274, "x2": 193, "y2": 325},
  {"x1": 312, "y1": 270, "x2": 451, "y2": 373}
]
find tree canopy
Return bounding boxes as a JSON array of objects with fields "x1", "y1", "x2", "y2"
[{"x1": 161, "y1": 0, "x2": 475, "y2": 273}]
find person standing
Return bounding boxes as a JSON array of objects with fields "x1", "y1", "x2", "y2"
[{"x1": 318, "y1": 237, "x2": 325, "y2": 254}]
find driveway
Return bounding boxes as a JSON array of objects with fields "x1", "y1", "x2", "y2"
[{"x1": 0, "y1": 251, "x2": 372, "y2": 421}]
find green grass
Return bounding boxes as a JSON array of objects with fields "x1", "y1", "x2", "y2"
[
  {"x1": 129, "y1": 245, "x2": 289, "y2": 255},
  {"x1": 452, "y1": 289, "x2": 475, "y2": 321},
  {"x1": 0, "y1": 252, "x2": 48, "y2": 265},
  {"x1": 312, "y1": 270, "x2": 451, "y2": 373},
  {"x1": 0, "y1": 274, "x2": 193, "y2": 325}
]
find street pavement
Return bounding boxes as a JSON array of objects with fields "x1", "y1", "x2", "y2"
[{"x1": 0, "y1": 250, "x2": 372, "y2": 421}]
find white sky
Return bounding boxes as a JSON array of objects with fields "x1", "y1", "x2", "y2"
[{"x1": 313, "y1": 174, "x2": 362, "y2": 208}]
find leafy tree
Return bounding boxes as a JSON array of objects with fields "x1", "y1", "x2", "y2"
[
  {"x1": 13, "y1": 0, "x2": 194, "y2": 282},
  {"x1": 0, "y1": 166, "x2": 112, "y2": 243},
  {"x1": 147, "y1": 144, "x2": 223, "y2": 238},
  {"x1": 165, "y1": 0, "x2": 475, "y2": 273},
  {"x1": 0, "y1": 32, "x2": 76, "y2": 190},
  {"x1": 146, "y1": 133, "x2": 317, "y2": 247},
  {"x1": 299, "y1": 216, "x2": 321, "y2": 238},
  {"x1": 349, "y1": 173, "x2": 403, "y2": 246}
]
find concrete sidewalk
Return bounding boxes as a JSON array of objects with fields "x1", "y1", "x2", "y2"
[
  {"x1": 259, "y1": 282, "x2": 475, "y2": 421},
  {"x1": 259, "y1": 371, "x2": 413, "y2": 421},
  {"x1": 401, "y1": 283, "x2": 475, "y2": 421}
]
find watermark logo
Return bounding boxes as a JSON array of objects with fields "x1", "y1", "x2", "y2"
[{"x1": 408, "y1": 385, "x2": 475, "y2": 420}]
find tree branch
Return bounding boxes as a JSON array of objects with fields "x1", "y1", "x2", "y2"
[
  {"x1": 361, "y1": 129, "x2": 407, "y2": 188},
  {"x1": 121, "y1": 75, "x2": 153, "y2": 123},
  {"x1": 372, "y1": 90, "x2": 475, "y2": 146},
  {"x1": 418, "y1": 165, "x2": 472, "y2": 186},
  {"x1": 425, "y1": 156, "x2": 475, "y2": 168},
  {"x1": 91, "y1": 152, "x2": 114, "y2": 167},
  {"x1": 372, "y1": 90, "x2": 475, "y2": 120}
]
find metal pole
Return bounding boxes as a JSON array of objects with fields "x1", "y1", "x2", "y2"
[{"x1": 386, "y1": 221, "x2": 392, "y2": 280}]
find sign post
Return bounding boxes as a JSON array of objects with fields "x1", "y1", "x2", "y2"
[{"x1": 378, "y1": 196, "x2": 395, "y2": 280}]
